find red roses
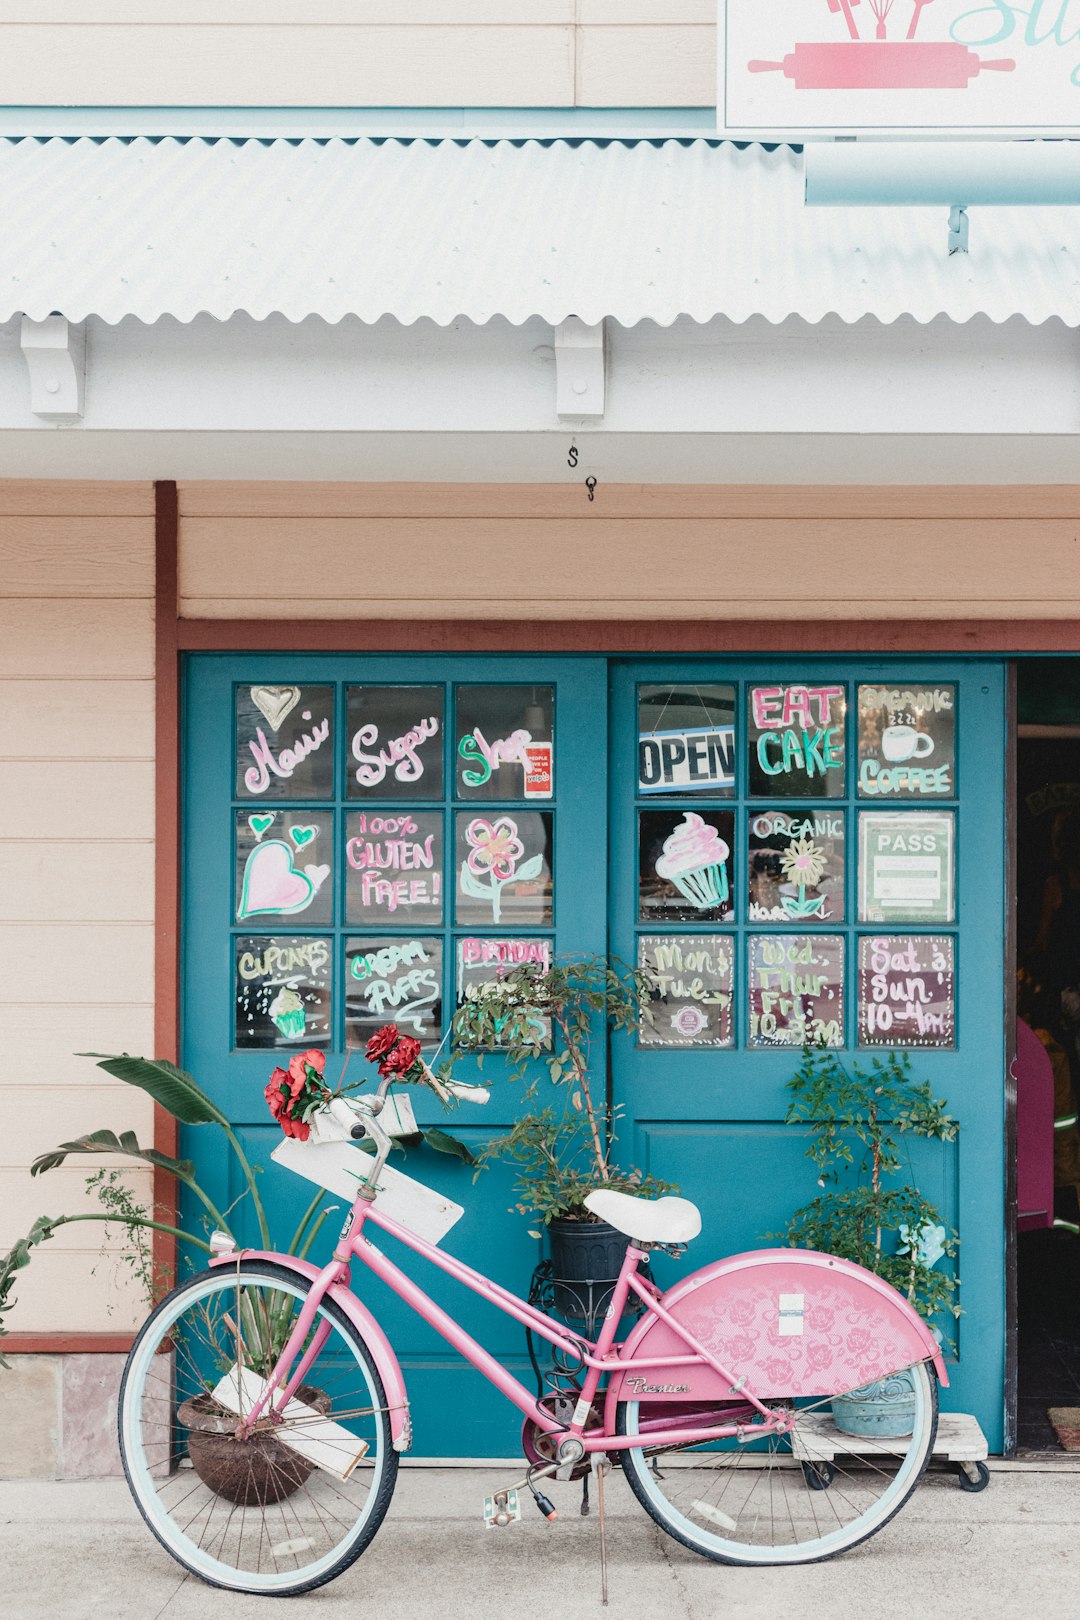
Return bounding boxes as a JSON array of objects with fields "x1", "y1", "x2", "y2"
[
  {"x1": 364, "y1": 1025, "x2": 400, "y2": 1064},
  {"x1": 364, "y1": 1024, "x2": 426, "y2": 1083},
  {"x1": 267, "y1": 1027, "x2": 429, "y2": 1142},
  {"x1": 264, "y1": 1048, "x2": 330, "y2": 1141}
]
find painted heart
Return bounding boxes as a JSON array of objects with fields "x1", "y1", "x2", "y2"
[
  {"x1": 304, "y1": 864, "x2": 331, "y2": 890},
  {"x1": 248, "y1": 812, "x2": 275, "y2": 841},
  {"x1": 238, "y1": 840, "x2": 315, "y2": 919},
  {"x1": 289, "y1": 825, "x2": 318, "y2": 850},
  {"x1": 250, "y1": 685, "x2": 301, "y2": 732}
]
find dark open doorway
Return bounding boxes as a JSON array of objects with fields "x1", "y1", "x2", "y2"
[{"x1": 1015, "y1": 662, "x2": 1080, "y2": 1454}]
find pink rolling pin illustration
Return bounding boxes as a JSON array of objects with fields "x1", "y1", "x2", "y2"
[{"x1": 748, "y1": 0, "x2": 1014, "y2": 91}]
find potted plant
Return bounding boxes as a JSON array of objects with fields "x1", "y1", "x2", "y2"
[
  {"x1": 0, "y1": 1035, "x2": 469, "y2": 1500},
  {"x1": 779, "y1": 1045, "x2": 960, "y2": 1437},
  {"x1": 453, "y1": 954, "x2": 676, "y2": 1318}
]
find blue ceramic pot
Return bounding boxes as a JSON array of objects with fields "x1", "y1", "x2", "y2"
[{"x1": 830, "y1": 1369, "x2": 917, "y2": 1438}]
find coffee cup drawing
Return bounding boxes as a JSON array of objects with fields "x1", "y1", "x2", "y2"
[{"x1": 881, "y1": 724, "x2": 934, "y2": 763}]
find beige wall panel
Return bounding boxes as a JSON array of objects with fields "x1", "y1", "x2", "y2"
[
  {"x1": 2, "y1": 1252, "x2": 145, "y2": 1334},
  {"x1": 0, "y1": 843, "x2": 154, "y2": 924},
  {"x1": 0, "y1": 482, "x2": 152, "y2": 518},
  {"x1": 0, "y1": 25, "x2": 575, "y2": 107},
  {"x1": 181, "y1": 515, "x2": 1078, "y2": 620},
  {"x1": 0, "y1": 2, "x2": 573, "y2": 17},
  {"x1": 0, "y1": 519, "x2": 154, "y2": 599},
  {"x1": 0, "y1": 761, "x2": 154, "y2": 841},
  {"x1": 577, "y1": 24, "x2": 713, "y2": 105},
  {"x1": 0, "y1": 679, "x2": 155, "y2": 761},
  {"x1": 3, "y1": 1088, "x2": 156, "y2": 1162},
  {"x1": 0, "y1": 1005, "x2": 155, "y2": 1088},
  {"x1": 581, "y1": 2, "x2": 713, "y2": 20},
  {"x1": 0, "y1": 1166, "x2": 153, "y2": 1244},
  {"x1": 0, "y1": 599, "x2": 154, "y2": 680},
  {"x1": 0, "y1": 922, "x2": 154, "y2": 1006},
  {"x1": 179, "y1": 482, "x2": 1080, "y2": 521}
]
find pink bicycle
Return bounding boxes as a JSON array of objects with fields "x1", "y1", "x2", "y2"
[{"x1": 119, "y1": 1070, "x2": 945, "y2": 1596}]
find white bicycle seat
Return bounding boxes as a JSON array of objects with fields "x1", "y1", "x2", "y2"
[{"x1": 584, "y1": 1189, "x2": 702, "y2": 1245}]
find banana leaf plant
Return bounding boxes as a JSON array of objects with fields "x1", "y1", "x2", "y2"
[{"x1": 0, "y1": 1051, "x2": 473, "y2": 1370}]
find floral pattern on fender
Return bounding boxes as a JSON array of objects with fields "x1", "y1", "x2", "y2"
[{"x1": 610, "y1": 1255, "x2": 939, "y2": 1402}]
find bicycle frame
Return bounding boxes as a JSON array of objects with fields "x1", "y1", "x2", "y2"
[{"x1": 239, "y1": 1189, "x2": 789, "y2": 1454}]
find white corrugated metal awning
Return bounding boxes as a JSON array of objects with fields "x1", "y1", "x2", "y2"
[{"x1": 3, "y1": 135, "x2": 1080, "y2": 328}]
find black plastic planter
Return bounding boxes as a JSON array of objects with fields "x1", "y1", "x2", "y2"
[{"x1": 548, "y1": 1218, "x2": 629, "y2": 1322}]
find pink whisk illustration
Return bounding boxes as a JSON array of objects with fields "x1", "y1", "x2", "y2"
[{"x1": 748, "y1": 0, "x2": 1014, "y2": 91}]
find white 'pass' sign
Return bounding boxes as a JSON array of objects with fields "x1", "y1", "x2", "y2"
[{"x1": 717, "y1": 1, "x2": 1080, "y2": 137}]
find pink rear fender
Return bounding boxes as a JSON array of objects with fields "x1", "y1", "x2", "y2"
[
  {"x1": 210, "y1": 1251, "x2": 411, "y2": 1452},
  {"x1": 607, "y1": 1248, "x2": 946, "y2": 1423}
]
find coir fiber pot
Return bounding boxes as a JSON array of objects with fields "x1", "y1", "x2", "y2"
[
  {"x1": 178, "y1": 1384, "x2": 331, "y2": 1505},
  {"x1": 830, "y1": 1370, "x2": 917, "y2": 1439},
  {"x1": 548, "y1": 1218, "x2": 628, "y2": 1320}
]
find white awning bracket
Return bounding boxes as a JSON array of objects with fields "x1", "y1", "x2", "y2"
[
  {"x1": 554, "y1": 317, "x2": 605, "y2": 420},
  {"x1": 20, "y1": 315, "x2": 85, "y2": 421}
]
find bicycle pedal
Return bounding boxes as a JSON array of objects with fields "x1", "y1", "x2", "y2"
[{"x1": 483, "y1": 1489, "x2": 522, "y2": 1529}]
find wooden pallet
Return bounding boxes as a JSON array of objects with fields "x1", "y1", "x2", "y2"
[{"x1": 792, "y1": 1411, "x2": 990, "y2": 1489}]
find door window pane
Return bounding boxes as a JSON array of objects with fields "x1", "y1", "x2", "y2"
[
  {"x1": 455, "y1": 685, "x2": 554, "y2": 800},
  {"x1": 858, "y1": 811, "x2": 956, "y2": 924},
  {"x1": 857, "y1": 934, "x2": 955, "y2": 1048},
  {"x1": 638, "y1": 683, "x2": 735, "y2": 797},
  {"x1": 747, "y1": 934, "x2": 845, "y2": 1048},
  {"x1": 639, "y1": 810, "x2": 735, "y2": 922},
  {"x1": 236, "y1": 810, "x2": 334, "y2": 927},
  {"x1": 345, "y1": 810, "x2": 444, "y2": 927},
  {"x1": 748, "y1": 808, "x2": 845, "y2": 923},
  {"x1": 857, "y1": 683, "x2": 956, "y2": 799},
  {"x1": 345, "y1": 936, "x2": 443, "y2": 1047},
  {"x1": 346, "y1": 685, "x2": 444, "y2": 800},
  {"x1": 638, "y1": 934, "x2": 734, "y2": 1047},
  {"x1": 236, "y1": 684, "x2": 333, "y2": 800},
  {"x1": 235, "y1": 935, "x2": 332, "y2": 1049},
  {"x1": 456, "y1": 936, "x2": 552, "y2": 1046},
  {"x1": 455, "y1": 811, "x2": 554, "y2": 925},
  {"x1": 748, "y1": 682, "x2": 846, "y2": 799}
]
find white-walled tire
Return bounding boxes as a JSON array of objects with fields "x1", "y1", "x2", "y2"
[
  {"x1": 619, "y1": 1360, "x2": 938, "y2": 1566},
  {"x1": 119, "y1": 1262, "x2": 398, "y2": 1595}
]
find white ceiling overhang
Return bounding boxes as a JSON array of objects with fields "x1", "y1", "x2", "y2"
[{"x1": 3, "y1": 134, "x2": 1080, "y2": 328}]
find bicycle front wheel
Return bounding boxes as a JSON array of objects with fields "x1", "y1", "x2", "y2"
[
  {"x1": 119, "y1": 1261, "x2": 399, "y2": 1595},
  {"x1": 619, "y1": 1359, "x2": 938, "y2": 1566}
]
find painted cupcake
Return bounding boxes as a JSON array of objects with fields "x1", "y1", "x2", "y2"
[
  {"x1": 269, "y1": 986, "x2": 307, "y2": 1039},
  {"x1": 655, "y1": 813, "x2": 730, "y2": 910}
]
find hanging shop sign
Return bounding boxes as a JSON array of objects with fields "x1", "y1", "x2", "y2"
[
  {"x1": 716, "y1": 2, "x2": 1078, "y2": 137},
  {"x1": 858, "y1": 810, "x2": 956, "y2": 924},
  {"x1": 638, "y1": 683, "x2": 736, "y2": 796}
]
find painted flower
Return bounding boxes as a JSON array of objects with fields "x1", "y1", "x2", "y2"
[
  {"x1": 780, "y1": 836, "x2": 826, "y2": 890},
  {"x1": 465, "y1": 817, "x2": 524, "y2": 881},
  {"x1": 365, "y1": 1024, "x2": 400, "y2": 1064}
]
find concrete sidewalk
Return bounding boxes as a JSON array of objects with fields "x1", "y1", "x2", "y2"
[{"x1": 1, "y1": 1461, "x2": 1078, "y2": 1620}]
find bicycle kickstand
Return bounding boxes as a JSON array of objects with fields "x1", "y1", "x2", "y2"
[{"x1": 594, "y1": 1455, "x2": 609, "y2": 1607}]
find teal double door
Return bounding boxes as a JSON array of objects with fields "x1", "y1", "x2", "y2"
[{"x1": 184, "y1": 653, "x2": 1006, "y2": 1454}]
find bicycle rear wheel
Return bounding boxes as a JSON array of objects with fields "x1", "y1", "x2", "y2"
[
  {"x1": 618, "y1": 1359, "x2": 937, "y2": 1566},
  {"x1": 119, "y1": 1261, "x2": 398, "y2": 1595}
]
